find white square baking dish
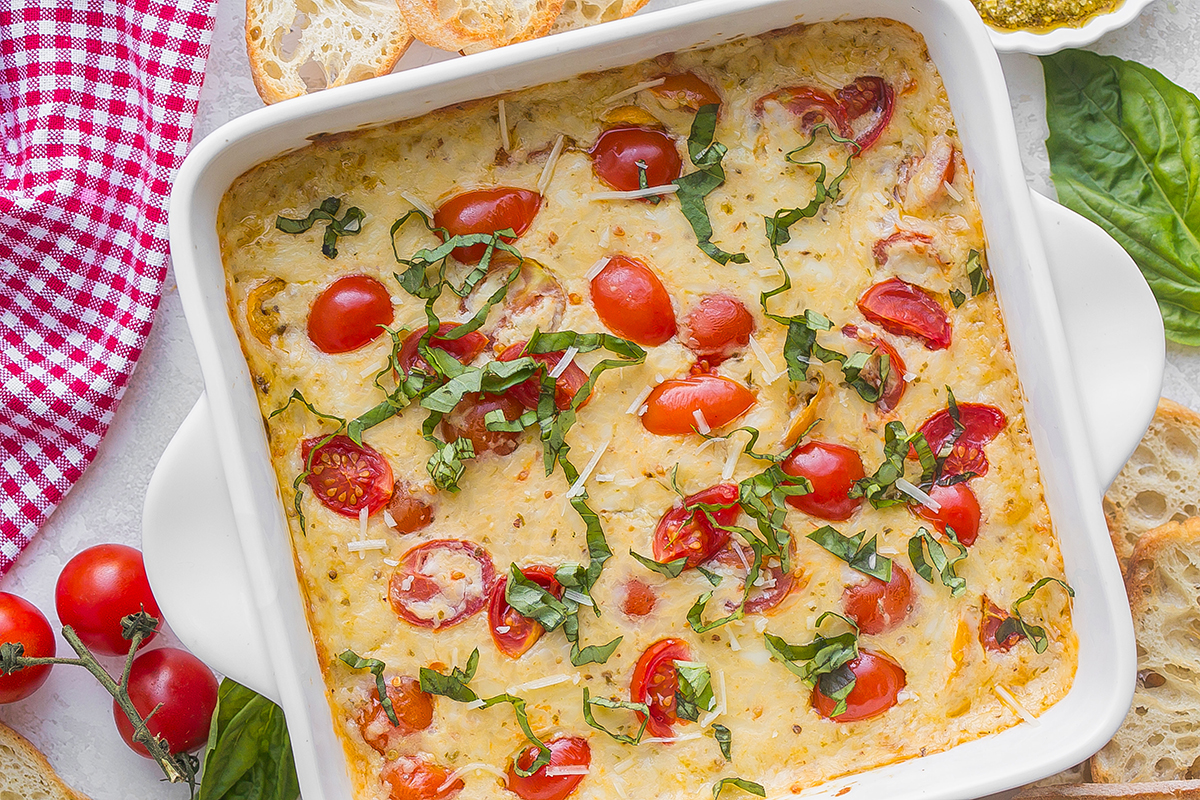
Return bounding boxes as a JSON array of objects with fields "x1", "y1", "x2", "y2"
[{"x1": 154, "y1": 0, "x2": 1164, "y2": 797}]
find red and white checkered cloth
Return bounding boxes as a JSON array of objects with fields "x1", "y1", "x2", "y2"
[{"x1": 0, "y1": 0, "x2": 217, "y2": 576}]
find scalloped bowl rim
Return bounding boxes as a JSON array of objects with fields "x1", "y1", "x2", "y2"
[{"x1": 986, "y1": 0, "x2": 1156, "y2": 54}]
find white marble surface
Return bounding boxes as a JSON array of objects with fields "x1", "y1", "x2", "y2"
[{"x1": 1, "y1": 0, "x2": 1199, "y2": 796}]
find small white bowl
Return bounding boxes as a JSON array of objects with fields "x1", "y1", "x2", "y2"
[{"x1": 986, "y1": 0, "x2": 1157, "y2": 54}]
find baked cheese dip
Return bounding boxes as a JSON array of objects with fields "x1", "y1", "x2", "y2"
[{"x1": 219, "y1": 19, "x2": 1077, "y2": 800}]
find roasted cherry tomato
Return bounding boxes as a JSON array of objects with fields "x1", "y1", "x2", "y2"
[
  {"x1": 653, "y1": 483, "x2": 740, "y2": 569},
  {"x1": 857, "y1": 277, "x2": 951, "y2": 351},
  {"x1": 842, "y1": 565, "x2": 914, "y2": 635},
  {"x1": 912, "y1": 482, "x2": 981, "y2": 546},
  {"x1": 55, "y1": 543, "x2": 161, "y2": 656},
  {"x1": 114, "y1": 647, "x2": 219, "y2": 756},
  {"x1": 755, "y1": 86, "x2": 851, "y2": 136},
  {"x1": 489, "y1": 565, "x2": 563, "y2": 659},
  {"x1": 588, "y1": 127, "x2": 682, "y2": 192},
  {"x1": 905, "y1": 135, "x2": 956, "y2": 209},
  {"x1": 631, "y1": 638, "x2": 690, "y2": 739},
  {"x1": 871, "y1": 230, "x2": 937, "y2": 267},
  {"x1": 980, "y1": 598, "x2": 1023, "y2": 652},
  {"x1": 837, "y1": 76, "x2": 895, "y2": 149},
  {"x1": 440, "y1": 392, "x2": 526, "y2": 457},
  {"x1": 390, "y1": 539, "x2": 497, "y2": 629},
  {"x1": 781, "y1": 441, "x2": 865, "y2": 521},
  {"x1": 642, "y1": 374, "x2": 755, "y2": 435},
  {"x1": 650, "y1": 72, "x2": 721, "y2": 111},
  {"x1": 498, "y1": 341, "x2": 591, "y2": 411},
  {"x1": 842, "y1": 324, "x2": 906, "y2": 413},
  {"x1": 507, "y1": 736, "x2": 591, "y2": 800},
  {"x1": 811, "y1": 649, "x2": 906, "y2": 722},
  {"x1": 917, "y1": 402, "x2": 1007, "y2": 478},
  {"x1": 682, "y1": 295, "x2": 755, "y2": 365},
  {"x1": 302, "y1": 435, "x2": 394, "y2": 517},
  {"x1": 397, "y1": 323, "x2": 489, "y2": 377},
  {"x1": 357, "y1": 676, "x2": 435, "y2": 754},
  {"x1": 434, "y1": 187, "x2": 542, "y2": 265},
  {"x1": 382, "y1": 756, "x2": 464, "y2": 800},
  {"x1": 0, "y1": 593, "x2": 55, "y2": 704},
  {"x1": 589, "y1": 255, "x2": 677, "y2": 346},
  {"x1": 387, "y1": 481, "x2": 434, "y2": 534},
  {"x1": 712, "y1": 541, "x2": 797, "y2": 614},
  {"x1": 621, "y1": 579, "x2": 657, "y2": 617},
  {"x1": 308, "y1": 275, "x2": 394, "y2": 354}
]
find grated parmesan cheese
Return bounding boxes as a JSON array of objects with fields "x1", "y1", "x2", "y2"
[
  {"x1": 602, "y1": 77, "x2": 665, "y2": 104},
  {"x1": 595, "y1": 473, "x2": 615, "y2": 483},
  {"x1": 508, "y1": 673, "x2": 578, "y2": 693},
  {"x1": 358, "y1": 361, "x2": 380, "y2": 379},
  {"x1": 549, "y1": 346, "x2": 579, "y2": 378},
  {"x1": 401, "y1": 191, "x2": 435, "y2": 218},
  {"x1": 347, "y1": 539, "x2": 387, "y2": 553},
  {"x1": 588, "y1": 184, "x2": 680, "y2": 201},
  {"x1": 357, "y1": 508, "x2": 368, "y2": 556},
  {"x1": 993, "y1": 684, "x2": 1040, "y2": 726},
  {"x1": 383, "y1": 558, "x2": 399, "y2": 567},
  {"x1": 638, "y1": 404, "x2": 649, "y2": 417},
  {"x1": 727, "y1": 626, "x2": 741, "y2": 651},
  {"x1": 625, "y1": 385, "x2": 653, "y2": 415},
  {"x1": 439, "y1": 762, "x2": 508, "y2": 791},
  {"x1": 382, "y1": 509, "x2": 397, "y2": 529},
  {"x1": 612, "y1": 773, "x2": 629, "y2": 798},
  {"x1": 566, "y1": 439, "x2": 610, "y2": 498},
  {"x1": 721, "y1": 440, "x2": 740, "y2": 481},
  {"x1": 895, "y1": 478, "x2": 941, "y2": 511},
  {"x1": 693, "y1": 409, "x2": 711, "y2": 435},
  {"x1": 498, "y1": 99, "x2": 511, "y2": 152},
  {"x1": 464, "y1": 699, "x2": 487, "y2": 709},
  {"x1": 545, "y1": 765, "x2": 590, "y2": 777},
  {"x1": 748, "y1": 334, "x2": 784, "y2": 384},
  {"x1": 585, "y1": 256, "x2": 611, "y2": 281},
  {"x1": 495, "y1": 625, "x2": 511, "y2": 634},
  {"x1": 563, "y1": 589, "x2": 594, "y2": 607},
  {"x1": 944, "y1": 180, "x2": 964, "y2": 202},
  {"x1": 613, "y1": 756, "x2": 638, "y2": 774},
  {"x1": 537, "y1": 135, "x2": 565, "y2": 195},
  {"x1": 643, "y1": 731, "x2": 705, "y2": 744}
]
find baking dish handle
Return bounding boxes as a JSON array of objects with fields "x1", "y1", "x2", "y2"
[
  {"x1": 142, "y1": 392, "x2": 280, "y2": 704},
  {"x1": 1031, "y1": 190, "x2": 1165, "y2": 491}
]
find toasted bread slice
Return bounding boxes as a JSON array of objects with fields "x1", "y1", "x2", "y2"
[
  {"x1": 548, "y1": 0, "x2": 651, "y2": 35},
  {"x1": 1104, "y1": 399, "x2": 1200, "y2": 571},
  {"x1": 246, "y1": 0, "x2": 413, "y2": 104},
  {"x1": 1091, "y1": 518, "x2": 1200, "y2": 782},
  {"x1": 397, "y1": 0, "x2": 564, "y2": 54},
  {"x1": 0, "y1": 721, "x2": 92, "y2": 800},
  {"x1": 1015, "y1": 781, "x2": 1200, "y2": 799}
]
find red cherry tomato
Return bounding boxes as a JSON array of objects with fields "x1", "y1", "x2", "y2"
[
  {"x1": 755, "y1": 86, "x2": 851, "y2": 137},
  {"x1": 683, "y1": 295, "x2": 755, "y2": 365},
  {"x1": 589, "y1": 255, "x2": 677, "y2": 346},
  {"x1": 433, "y1": 187, "x2": 542, "y2": 265},
  {"x1": 912, "y1": 482, "x2": 981, "y2": 546},
  {"x1": 842, "y1": 565, "x2": 914, "y2": 635},
  {"x1": 781, "y1": 441, "x2": 866, "y2": 521},
  {"x1": 588, "y1": 127, "x2": 682, "y2": 192},
  {"x1": 653, "y1": 483, "x2": 740, "y2": 569},
  {"x1": 440, "y1": 392, "x2": 525, "y2": 457},
  {"x1": 650, "y1": 72, "x2": 721, "y2": 111},
  {"x1": 857, "y1": 277, "x2": 951, "y2": 351},
  {"x1": 114, "y1": 647, "x2": 218, "y2": 756},
  {"x1": 382, "y1": 756, "x2": 464, "y2": 800},
  {"x1": 811, "y1": 649, "x2": 906, "y2": 722},
  {"x1": 0, "y1": 593, "x2": 55, "y2": 704},
  {"x1": 390, "y1": 539, "x2": 497, "y2": 629},
  {"x1": 630, "y1": 638, "x2": 690, "y2": 739},
  {"x1": 507, "y1": 736, "x2": 591, "y2": 800},
  {"x1": 917, "y1": 402, "x2": 1008, "y2": 478},
  {"x1": 398, "y1": 324, "x2": 489, "y2": 377},
  {"x1": 308, "y1": 275, "x2": 394, "y2": 354},
  {"x1": 642, "y1": 375, "x2": 755, "y2": 436},
  {"x1": 872, "y1": 230, "x2": 936, "y2": 267},
  {"x1": 55, "y1": 544, "x2": 161, "y2": 657},
  {"x1": 387, "y1": 481, "x2": 434, "y2": 534},
  {"x1": 712, "y1": 541, "x2": 797, "y2": 614},
  {"x1": 981, "y1": 598, "x2": 1023, "y2": 652},
  {"x1": 489, "y1": 565, "x2": 563, "y2": 659},
  {"x1": 302, "y1": 435, "x2": 394, "y2": 517},
  {"x1": 842, "y1": 324, "x2": 907, "y2": 413},
  {"x1": 357, "y1": 676, "x2": 435, "y2": 754},
  {"x1": 498, "y1": 341, "x2": 591, "y2": 411},
  {"x1": 837, "y1": 76, "x2": 895, "y2": 149},
  {"x1": 621, "y1": 579, "x2": 657, "y2": 617}
]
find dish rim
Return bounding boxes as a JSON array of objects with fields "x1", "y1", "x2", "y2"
[{"x1": 985, "y1": 0, "x2": 1156, "y2": 54}]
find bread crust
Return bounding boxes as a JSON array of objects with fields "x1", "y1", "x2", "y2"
[
  {"x1": 397, "y1": 0, "x2": 565, "y2": 53},
  {"x1": 0, "y1": 721, "x2": 92, "y2": 800},
  {"x1": 1015, "y1": 781, "x2": 1200, "y2": 799}
]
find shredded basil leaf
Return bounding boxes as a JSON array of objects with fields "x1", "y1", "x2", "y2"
[
  {"x1": 630, "y1": 550, "x2": 687, "y2": 578},
  {"x1": 763, "y1": 612, "x2": 860, "y2": 717},
  {"x1": 686, "y1": 534, "x2": 761, "y2": 633},
  {"x1": 338, "y1": 651, "x2": 399, "y2": 726},
  {"x1": 425, "y1": 437, "x2": 476, "y2": 493},
  {"x1": 850, "y1": 421, "x2": 936, "y2": 509},
  {"x1": 673, "y1": 661, "x2": 716, "y2": 723},
  {"x1": 995, "y1": 577, "x2": 1075, "y2": 654},
  {"x1": 673, "y1": 103, "x2": 749, "y2": 265},
  {"x1": 713, "y1": 778, "x2": 766, "y2": 800},
  {"x1": 582, "y1": 689, "x2": 650, "y2": 745},
  {"x1": 697, "y1": 565, "x2": 723, "y2": 587},
  {"x1": 907, "y1": 526, "x2": 968, "y2": 597},
  {"x1": 505, "y1": 564, "x2": 571, "y2": 630},
  {"x1": 807, "y1": 526, "x2": 892, "y2": 582},
  {"x1": 950, "y1": 288, "x2": 967, "y2": 308},
  {"x1": 712, "y1": 723, "x2": 732, "y2": 761},
  {"x1": 967, "y1": 250, "x2": 990, "y2": 296},
  {"x1": 276, "y1": 197, "x2": 364, "y2": 259}
]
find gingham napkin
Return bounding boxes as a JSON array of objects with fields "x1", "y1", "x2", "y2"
[{"x1": 0, "y1": 0, "x2": 217, "y2": 576}]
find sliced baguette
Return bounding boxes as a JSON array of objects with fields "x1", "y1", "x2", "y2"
[
  {"x1": 1014, "y1": 780, "x2": 1200, "y2": 799},
  {"x1": 1104, "y1": 398, "x2": 1200, "y2": 571},
  {"x1": 548, "y1": 0, "x2": 651, "y2": 35},
  {"x1": 1091, "y1": 518, "x2": 1200, "y2": 782},
  {"x1": 0, "y1": 721, "x2": 92, "y2": 800},
  {"x1": 397, "y1": 0, "x2": 564, "y2": 54},
  {"x1": 246, "y1": 0, "x2": 413, "y2": 104}
]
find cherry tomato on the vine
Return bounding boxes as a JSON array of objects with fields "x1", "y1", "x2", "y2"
[
  {"x1": 507, "y1": 736, "x2": 591, "y2": 800},
  {"x1": 588, "y1": 127, "x2": 682, "y2": 192},
  {"x1": 308, "y1": 275, "x2": 394, "y2": 354},
  {"x1": 397, "y1": 323, "x2": 488, "y2": 378},
  {"x1": 357, "y1": 676, "x2": 434, "y2": 754},
  {"x1": 912, "y1": 481, "x2": 981, "y2": 546},
  {"x1": 842, "y1": 565, "x2": 914, "y2": 635},
  {"x1": 858, "y1": 277, "x2": 951, "y2": 351},
  {"x1": 650, "y1": 72, "x2": 721, "y2": 111},
  {"x1": 489, "y1": 565, "x2": 563, "y2": 659},
  {"x1": 390, "y1": 539, "x2": 497, "y2": 629},
  {"x1": 630, "y1": 638, "x2": 690, "y2": 739},
  {"x1": 0, "y1": 593, "x2": 55, "y2": 704},
  {"x1": 497, "y1": 341, "x2": 591, "y2": 411},
  {"x1": 434, "y1": 188, "x2": 542, "y2": 265},
  {"x1": 781, "y1": 441, "x2": 865, "y2": 521},
  {"x1": 55, "y1": 544, "x2": 161, "y2": 656},
  {"x1": 653, "y1": 483, "x2": 740, "y2": 569},
  {"x1": 440, "y1": 392, "x2": 525, "y2": 457},
  {"x1": 641, "y1": 374, "x2": 755, "y2": 435},
  {"x1": 114, "y1": 647, "x2": 218, "y2": 756},
  {"x1": 382, "y1": 756, "x2": 464, "y2": 800},
  {"x1": 302, "y1": 435, "x2": 395, "y2": 517},
  {"x1": 589, "y1": 255, "x2": 677, "y2": 346},
  {"x1": 682, "y1": 294, "x2": 755, "y2": 365},
  {"x1": 811, "y1": 649, "x2": 906, "y2": 722}
]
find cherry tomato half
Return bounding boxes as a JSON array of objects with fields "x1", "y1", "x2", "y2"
[
  {"x1": 498, "y1": 341, "x2": 591, "y2": 411},
  {"x1": 397, "y1": 324, "x2": 489, "y2": 377},
  {"x1": 621, "y1": 579, "x2": 657, "y2": 617},
  {"x1": 682, "y1": 295, "x2": 755, "y2": 365},
  {"x1": 782, "y1": 441, "x2": 866, "y2": 521},
  {"x1": 857, "y1": 277, "x2": 951, "y2": 351},
  {"x1": 114, "y1": 647, "x2": 218, "y2": 756},
  {"x1": 0, "y1": 593, "x2": 55, "y2": 704},
  {"x1": 507, "y1": 736, "x2": 591, "y2": 800},
  {"x1": 55, "y1": 544, "x2": 161, "y2": 656},
  {"x1": 842, "y1": 324, "x2": 907, "y2": 413},
  {"x1": 711, "y1": 541, "x2": 797, "y2": 615},
  {"x1": 650, "y1": 72, "x2": 721, "y2": 111},
  {"x1": 837, "y1": 76, "x2": 895, "y2": 149},
  {"x1": 653, "y1": 483, "x2": 740, "y2": 569},
  {"x1": 872, "y1": 230, "x2": 937, "y2": 267},
  {"x1": 440, "y1": 392, "x2": 526, "y2": 457},
  {"x1": 631, "y1": 638, "x2": 690, "y2": 739},
  {"x1": 382, "y1": 756, "x2": 464, "y2": 800},
  {"x1": 308, "y1": 275, "x2": 394, "y2": 354},
  {"x1": 357, "y1": 675, "x2": 435, "y2": 754},
  {"x1": 642, "y1": 374, "x2": 755, "y2": 436},
  {"x1": 917, "y1": 402, "x2": 1007, "y2": 478},
  {"x1": 489, "y1": 565, "x2": 563, "y2": 659},
  {"x1": 434, "y1": 187, "x2": 542, "y2": 265},
  {"x1": 755, "y1": 86, "x2": 851, "y2": 137},
  {"x1": 812, "y1": 649, "x2": 906, "y2": 722},
  {"x1": 912, "y1": 482, "x2": 981, "y2": 546},
  {"x1": 387, "y1": 481, "x2": 434, "y2": 534},
  {"x1": 302, "y1": 435, "x2": 394, "y2": 517},
  {"x1": 589, "y1": 255, "x2": 677, "y2": 346},
  {"x1": 842, "y1": 565, "x2": 914, "y2": 635},
  {"x1": 589, "y1": 127, "x2": 683, "y2": 192},
  {"x1": 981, "y1": 598, "x2": 1023, "y2": 652},
  {"x1": 390, "y1": 539, "x2": 497, "y2": 629}
]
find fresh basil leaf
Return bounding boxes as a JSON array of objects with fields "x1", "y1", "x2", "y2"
[
  {"x1": 338, "y1": 651, "x2": 399, "y2": 726},
  {"x1": 673, "y1": 661, "x2": 716, "y2": 723},
  {"x1": 1043, "y1": 50, "x2": 1200, "y2": 344},
  {"x1": 763, "y1": 612, "x2": 859, "y2": 715},
  {"x1": 713, "y1": 777, "x2": 766, "y2": 800},
  {"x1": 582, "y1": 688, "x2": 650, "y2": 745},
  {"x1": 505, "y1": 564, "x2": 570, "y2": 630},
  {"x1": 418, "y1": 649, "x2": 480, "y2": 702},
  {"x1": 697, "y1": 565, "x2": 723, "y2": 587},
  {"x1": 276, "y1": 197, "x2": 364, "y2": 259},
  {"x1": 967, "y1": 250, "x2": 990, "y2": 296},
  {"x1": 673, "y1": 104, "x2": 749, "y2": 265},
  {"x1": 907, "y1": 526, "x2": 968, "y2": 597},
  {"x1": 851, "y1": 421, "x2": 935, "y2": 509},
  {"x1": 764, "y1": 124, "x2": 859, "y2": 263},
  {"x1": 806, "y1": 526, "x2": 892, "y2": 582},
  {"x1": 425, "y1": 436, "x2": 475, "y2": 493},
  {"x1": 478, "y1": 693, "x2": 553, "y2": 777},
  {"x1": 995, "y1": 577, "x2": 1075, "y2": 654},
  {"x1": 630, "y1": 550, "x2": 687, "y2": 578},
  {"x1": 712, "y1": 723, "x2": 732, "y2": 761},
  {"x1": 197, "y1": 679, "x2": 299, "y2": 800}
]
